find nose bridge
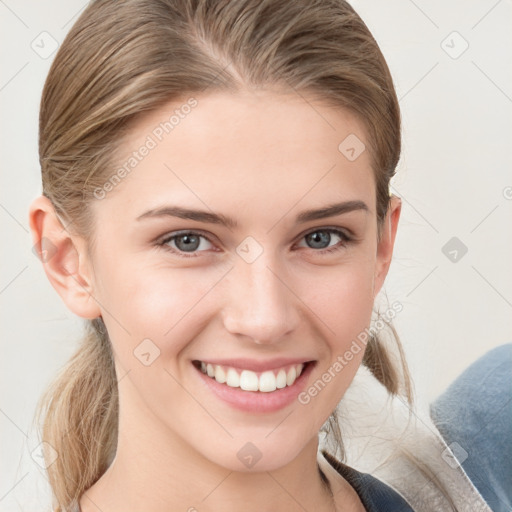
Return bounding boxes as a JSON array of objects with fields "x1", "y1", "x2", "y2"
[{"x1": 222, "y1": 246, "x2": 299, "y2": 344}]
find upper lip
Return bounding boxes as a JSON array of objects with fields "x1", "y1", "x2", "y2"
[{"x1": 194, "y1": 358, "x2": 314, "y2": 372}]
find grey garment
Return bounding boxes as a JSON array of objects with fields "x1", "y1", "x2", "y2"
[
  {"x1": 326, "y1": 363, "x2": 494, "y2": 512},
  {"x1": 356, "y1": 345, "x2": 512, "y2": 512},
  {"x1": 368, "y1": 413, "x2": 493, "y2": 512}
]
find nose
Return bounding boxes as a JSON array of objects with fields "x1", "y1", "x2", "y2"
[{"x1": 221, "y1": 252, "x2": 301, "y2": 345}]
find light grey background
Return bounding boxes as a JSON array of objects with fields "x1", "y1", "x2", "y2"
[{"x1": 1, "y1": 0, "x2": 511, "y2": 509}]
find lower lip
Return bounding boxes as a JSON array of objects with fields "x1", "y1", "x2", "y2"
[{"x1": 194, "y1": 362, "x2": 316, "y2": 413}]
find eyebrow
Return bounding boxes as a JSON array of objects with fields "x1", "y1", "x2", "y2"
[{"x1": 136, "y1": 200, "x2": 369, "y2": 228}]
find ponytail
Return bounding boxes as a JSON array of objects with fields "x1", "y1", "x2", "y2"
[{"x1": 34, "y1": 318, "x2": 118, "y2": 510}]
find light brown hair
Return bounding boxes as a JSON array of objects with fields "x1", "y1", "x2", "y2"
[{"x1": 35, "y1": 0, "x2": 415, "y2": 508}]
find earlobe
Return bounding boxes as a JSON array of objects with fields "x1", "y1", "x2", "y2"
[
  {"x1": 373, "y1": 195, "x2": 401, "y2": 298},
  {"x1": 28, "y1": 195, "x2": 102, "y2": 319}
]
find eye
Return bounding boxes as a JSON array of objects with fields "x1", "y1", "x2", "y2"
[
  {"x1": 158, "y1": 230, "x2": 215, "y2": 258},
  {"x1": 157, "y1": 227, "x2": 353, "y2": 258},
  {"x1": 296, "y1": 228, "x2": 353, "y2": 254}
]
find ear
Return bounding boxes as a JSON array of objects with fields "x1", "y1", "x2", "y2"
[
  {"x1": 373, "y1": 194, "x2": 401, "y2": 298},
  {"x1": 28, "y1": 195, "x2": 101, "y2": 319}
]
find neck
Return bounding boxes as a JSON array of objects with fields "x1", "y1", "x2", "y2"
[{"x1": 79, "y1": 387, "x2": 338, "y2": 512}]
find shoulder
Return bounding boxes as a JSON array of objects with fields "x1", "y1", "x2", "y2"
[{"x1": 430, "y1": 343, "x2": 512, "y2": 512}]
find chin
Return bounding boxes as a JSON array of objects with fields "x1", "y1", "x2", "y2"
[{"x1": 194, "y1": 428, "x2": 317, "y2": 473}]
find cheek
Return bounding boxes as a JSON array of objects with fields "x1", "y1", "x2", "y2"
[
  {"x1": 301, "y1": 255, "x2": 376, "y2": 338},
  {"x1": 96, "y1": 266, "x2": 220, "y2": 418},
  {"x1": 294, "y1": 265, "x2": 375, "y2": 421},
  {"x1": 100, "y1": 263, "x2": 224, "y2": 360},
  {"x1": 299, "y1": 257, "x2": 375, "y2": 381}
]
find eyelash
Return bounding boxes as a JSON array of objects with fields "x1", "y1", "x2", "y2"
[{"x1": 156, "y1": 228, "x2": 354, "y2": 259}]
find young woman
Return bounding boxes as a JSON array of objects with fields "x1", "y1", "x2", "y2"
[{"x1": 28, "y1": 1, "x2": 510, "y2": 511}]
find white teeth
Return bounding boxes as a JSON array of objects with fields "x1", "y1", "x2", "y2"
[
  {"x1": 226, "y1": 368, "x2": 240, "y2": 388},
  {"x1": 276, "y1": 369, "x2": 287, "y2": 389},
  {"x1": 214, "y1": 365, "x2": 226, "y2": 383},
  {"x1": 259, "y1": 371, "x2": 277, "y2": 392},
  {"x1": 199, "y1": 361, "x2": 307, "y2": 392},
  {"x1": 240, "y1": 370, "x2": 259, "y2": 391},
  {"x1": 286, "y1": 366, "x2": 297, "y2": 386}
]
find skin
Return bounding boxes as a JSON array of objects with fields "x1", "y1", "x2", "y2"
[{"x1": 29, "y1": 88, "x2": 401, "y2": 512}]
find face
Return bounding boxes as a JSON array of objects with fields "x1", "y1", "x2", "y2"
[{"x1": 65, "y1": 89, "x2": 398, "y2": 472}]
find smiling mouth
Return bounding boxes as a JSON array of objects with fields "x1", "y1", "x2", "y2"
[{"x1": 192, "y1": 360, "x2": 313, "y2": 393}]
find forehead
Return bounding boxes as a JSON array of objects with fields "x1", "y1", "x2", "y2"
[{"x1": 94, "y1": 89, "x2": 375, "y2": 223}]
